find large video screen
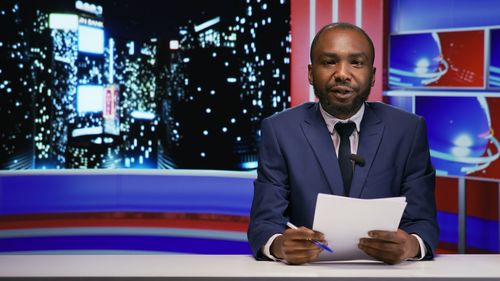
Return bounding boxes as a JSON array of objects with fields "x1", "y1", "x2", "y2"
[
  {"x1": 389, "y1": 30, "x2": 485, "y2": 89},
  {"x1": 415, "y1": 96, "x2": 500, "y2": 177},
  {"x1": 0, "y1": 0, "x2": 291, "y2": 170}
]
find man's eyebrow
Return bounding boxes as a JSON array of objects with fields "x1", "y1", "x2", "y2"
[
  {"x1": 317, "y1": 52, "x2": 370, "y2": 60},
  {"x1": 317, "y1": 52, "x2": 339, "y2": 58},
  {"x1": 348, "y1": 52, "x2": 370, "y2": 60}
]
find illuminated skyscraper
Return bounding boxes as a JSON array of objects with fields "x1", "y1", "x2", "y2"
[
  {"x1": 163, "y1": 0, "x2": 290, "y2": 170},
  {"x1": 66, "y1": 11, "x2": 114, "y2": 169},
  {"x1": 112, "y1": 37, "x2": 162, "y2": 168}
]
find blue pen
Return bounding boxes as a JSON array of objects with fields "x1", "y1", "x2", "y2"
[{"x1": 286, "y1": 222, "x2": 334, "y2": 253}]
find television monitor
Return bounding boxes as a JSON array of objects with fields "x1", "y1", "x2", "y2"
[
  {"x1": 389, "y1": 30, "x2": 485, "y2": 89},
  {"x1": 415, "y1": 96, "x2": 500, "y2": 177}
]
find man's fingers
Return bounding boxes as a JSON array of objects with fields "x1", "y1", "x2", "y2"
[
  {"x1": 358, "y1": 241, "x2": 404, "y2": 265},
  {"x1": 359, "y1": 238, "x2": 400, "y2": 252},
  {"x1": 283, "y1": 237, "x2": 327, "y2": 253},
  {"x1": 284, "y1": 227, "x2": 312, "y2": 239},
  {"x1": 360, "y1": 245, "x2": 400, "y2": 265},
  {"x1": 368, "y1": 230, "x2": 406, "y2": 243},
  {"x1": 313, "y1": 231, "x2": 326, "y2": 242},
  {"x1": 284, "y1": 247, "x2": 322, "y2": 257},
  {"x1": 284, "y1": 248, "x2": 322, "y2": 265},
  {"x1": 368, "y1": 230, "x2": 394, "y2": 240},
  {"x1": 280, "y1": 226, "x2": 327, "y2": 264},
  {"x1": 284, "y1": 227, "x2": 325, "y2": 241},
  {"x1": 359, "y1": 232, "x2": 411, "y2": 265}
]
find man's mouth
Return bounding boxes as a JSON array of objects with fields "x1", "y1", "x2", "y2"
[{"x1": 329, "y1": 86, "x2": 354, "y2": 98}]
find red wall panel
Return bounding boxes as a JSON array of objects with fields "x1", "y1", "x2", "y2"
[
  {"x1": 435, "y1": 177, "x2": 459, "y2": 213},
  {"x1": 290, "y1": 0, "x2": 311, "y2": 107},
  {"x1": 466, "y1": 180, "x2": 499, "y2": 220}
]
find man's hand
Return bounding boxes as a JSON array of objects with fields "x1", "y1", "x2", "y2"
[
  {"x1": 358, "y1": 229, "x2": 420, "y2": 264},
  {"x1": 270, "y1": 227, "x2": 326, "y2": 265}
]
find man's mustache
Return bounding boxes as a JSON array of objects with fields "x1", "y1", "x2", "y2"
[{"x1": 327, "y1": 83, "x2": 355, "y2": 92}]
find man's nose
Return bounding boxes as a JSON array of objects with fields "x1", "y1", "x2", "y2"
[{"x1": 333, "y1": 62, "x2": 351, "y2": 82}]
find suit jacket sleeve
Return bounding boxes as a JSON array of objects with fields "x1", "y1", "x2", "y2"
[
  {"x1": 399, "y1": 116, "x2": 439, "y2": 259},
  {"x1": 247, "y1": 117, "x2": 289, "y2": 259}
]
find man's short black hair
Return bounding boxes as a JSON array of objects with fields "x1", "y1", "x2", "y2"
[{"x1": 309, "y1": 22, "x2": 375, "y2": 65}]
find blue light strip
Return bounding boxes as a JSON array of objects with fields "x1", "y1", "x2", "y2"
[
  {"x1": 0, "y1": 227, "x2": 247, "y2": 242},
  {"x1": 0, "y1": 172, "x2": 254, "y2": 216},
  {"x1": 0, "y1": 235, "x2": 252, "y2": 254}
]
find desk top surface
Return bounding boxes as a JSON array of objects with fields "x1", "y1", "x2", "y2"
[{"x1": 1, "y1": 254, "x2": 499, "y2": 279}]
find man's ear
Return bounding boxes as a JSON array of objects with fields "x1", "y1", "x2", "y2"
[
  {"x1": 308, "y1": 64, "x2": 313, "y2": 85},
  {"x1": 371, "y1": 67, "x2": 377, "y2": 87}
]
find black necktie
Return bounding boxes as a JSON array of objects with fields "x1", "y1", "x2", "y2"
[{"x1": 335, "y1": 122, "x2": 356, "y2": 196}]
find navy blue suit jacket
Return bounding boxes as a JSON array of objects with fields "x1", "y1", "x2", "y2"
[{"x1": 247, "y1": 102, "x2": 439, "y2": 260}]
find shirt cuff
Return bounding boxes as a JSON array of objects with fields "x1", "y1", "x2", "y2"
[
  {"x1": 408, "y1": 234, "x2": 426, "y2": 261},
  {"x1": 262, "y1": 234, "x2": 283, "y2": 261}
]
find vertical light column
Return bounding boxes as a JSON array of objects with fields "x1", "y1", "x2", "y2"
[
  {"x1": 108, "y1": 38, "x2": 115, "y2": 84},
  {"x1": 458, "y1": 177, "x2": 467, "y2": 253},
  {"x1": 332, "y1": 0, "x2": 339, "y2": 22},
  {"x1": 309, "y1": 0, "x2": 316, "y2": 102},
  {"x1": 356, "y1": 0, "x2": 362, "y2": 27}
]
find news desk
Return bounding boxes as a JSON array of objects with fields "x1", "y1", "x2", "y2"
[{"x1": 1, "y1": 254, "x2": 500, "y2": 280}]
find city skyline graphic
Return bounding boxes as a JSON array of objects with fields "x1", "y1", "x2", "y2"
[{"x1": 0, "y1": 0, "x2": 291, "y2": 170}]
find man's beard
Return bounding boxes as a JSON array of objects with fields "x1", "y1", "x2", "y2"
[{"x1": 314, "y1": 84, "x2": 370, "y2": 118}]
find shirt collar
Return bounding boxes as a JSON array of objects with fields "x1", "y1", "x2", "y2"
[{"x1": 319, "y1": 102, "x2": 365, "y2": 134}]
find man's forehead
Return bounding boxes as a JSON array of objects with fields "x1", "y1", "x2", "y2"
[
  {"x1": 319, "y1": 28, "x2": 368, "y2": 44},
  {"x1": 314, "y1": 28, "x2": 373, "y2": 60}
]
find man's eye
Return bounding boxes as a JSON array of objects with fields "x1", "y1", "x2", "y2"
[
  {"x1": 352, "y1": 60, "x2": 364, "y2": 66},
  {"x1": 322, "y1": 60, "x2": 335, "y2": 65}
]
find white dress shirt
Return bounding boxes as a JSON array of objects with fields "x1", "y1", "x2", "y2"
[{"x1": 262, "y1": 103, "x2": 426, "y2": 261}]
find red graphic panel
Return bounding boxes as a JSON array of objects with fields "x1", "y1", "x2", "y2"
[{"x1": 428, "y1": 30, "x2": 485, "y2": 87}]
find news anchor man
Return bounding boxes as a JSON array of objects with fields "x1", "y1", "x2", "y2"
[{"x1": 247, "y1": 23, "x2": 439, "y2": 265}]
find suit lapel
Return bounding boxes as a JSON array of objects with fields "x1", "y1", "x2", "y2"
[
  {"x1": 349, "y1": 103, "x2": 384, "y2": 198},
  {"x1": 301, "y1": 103, "x2": 345, "y2": 196}
]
